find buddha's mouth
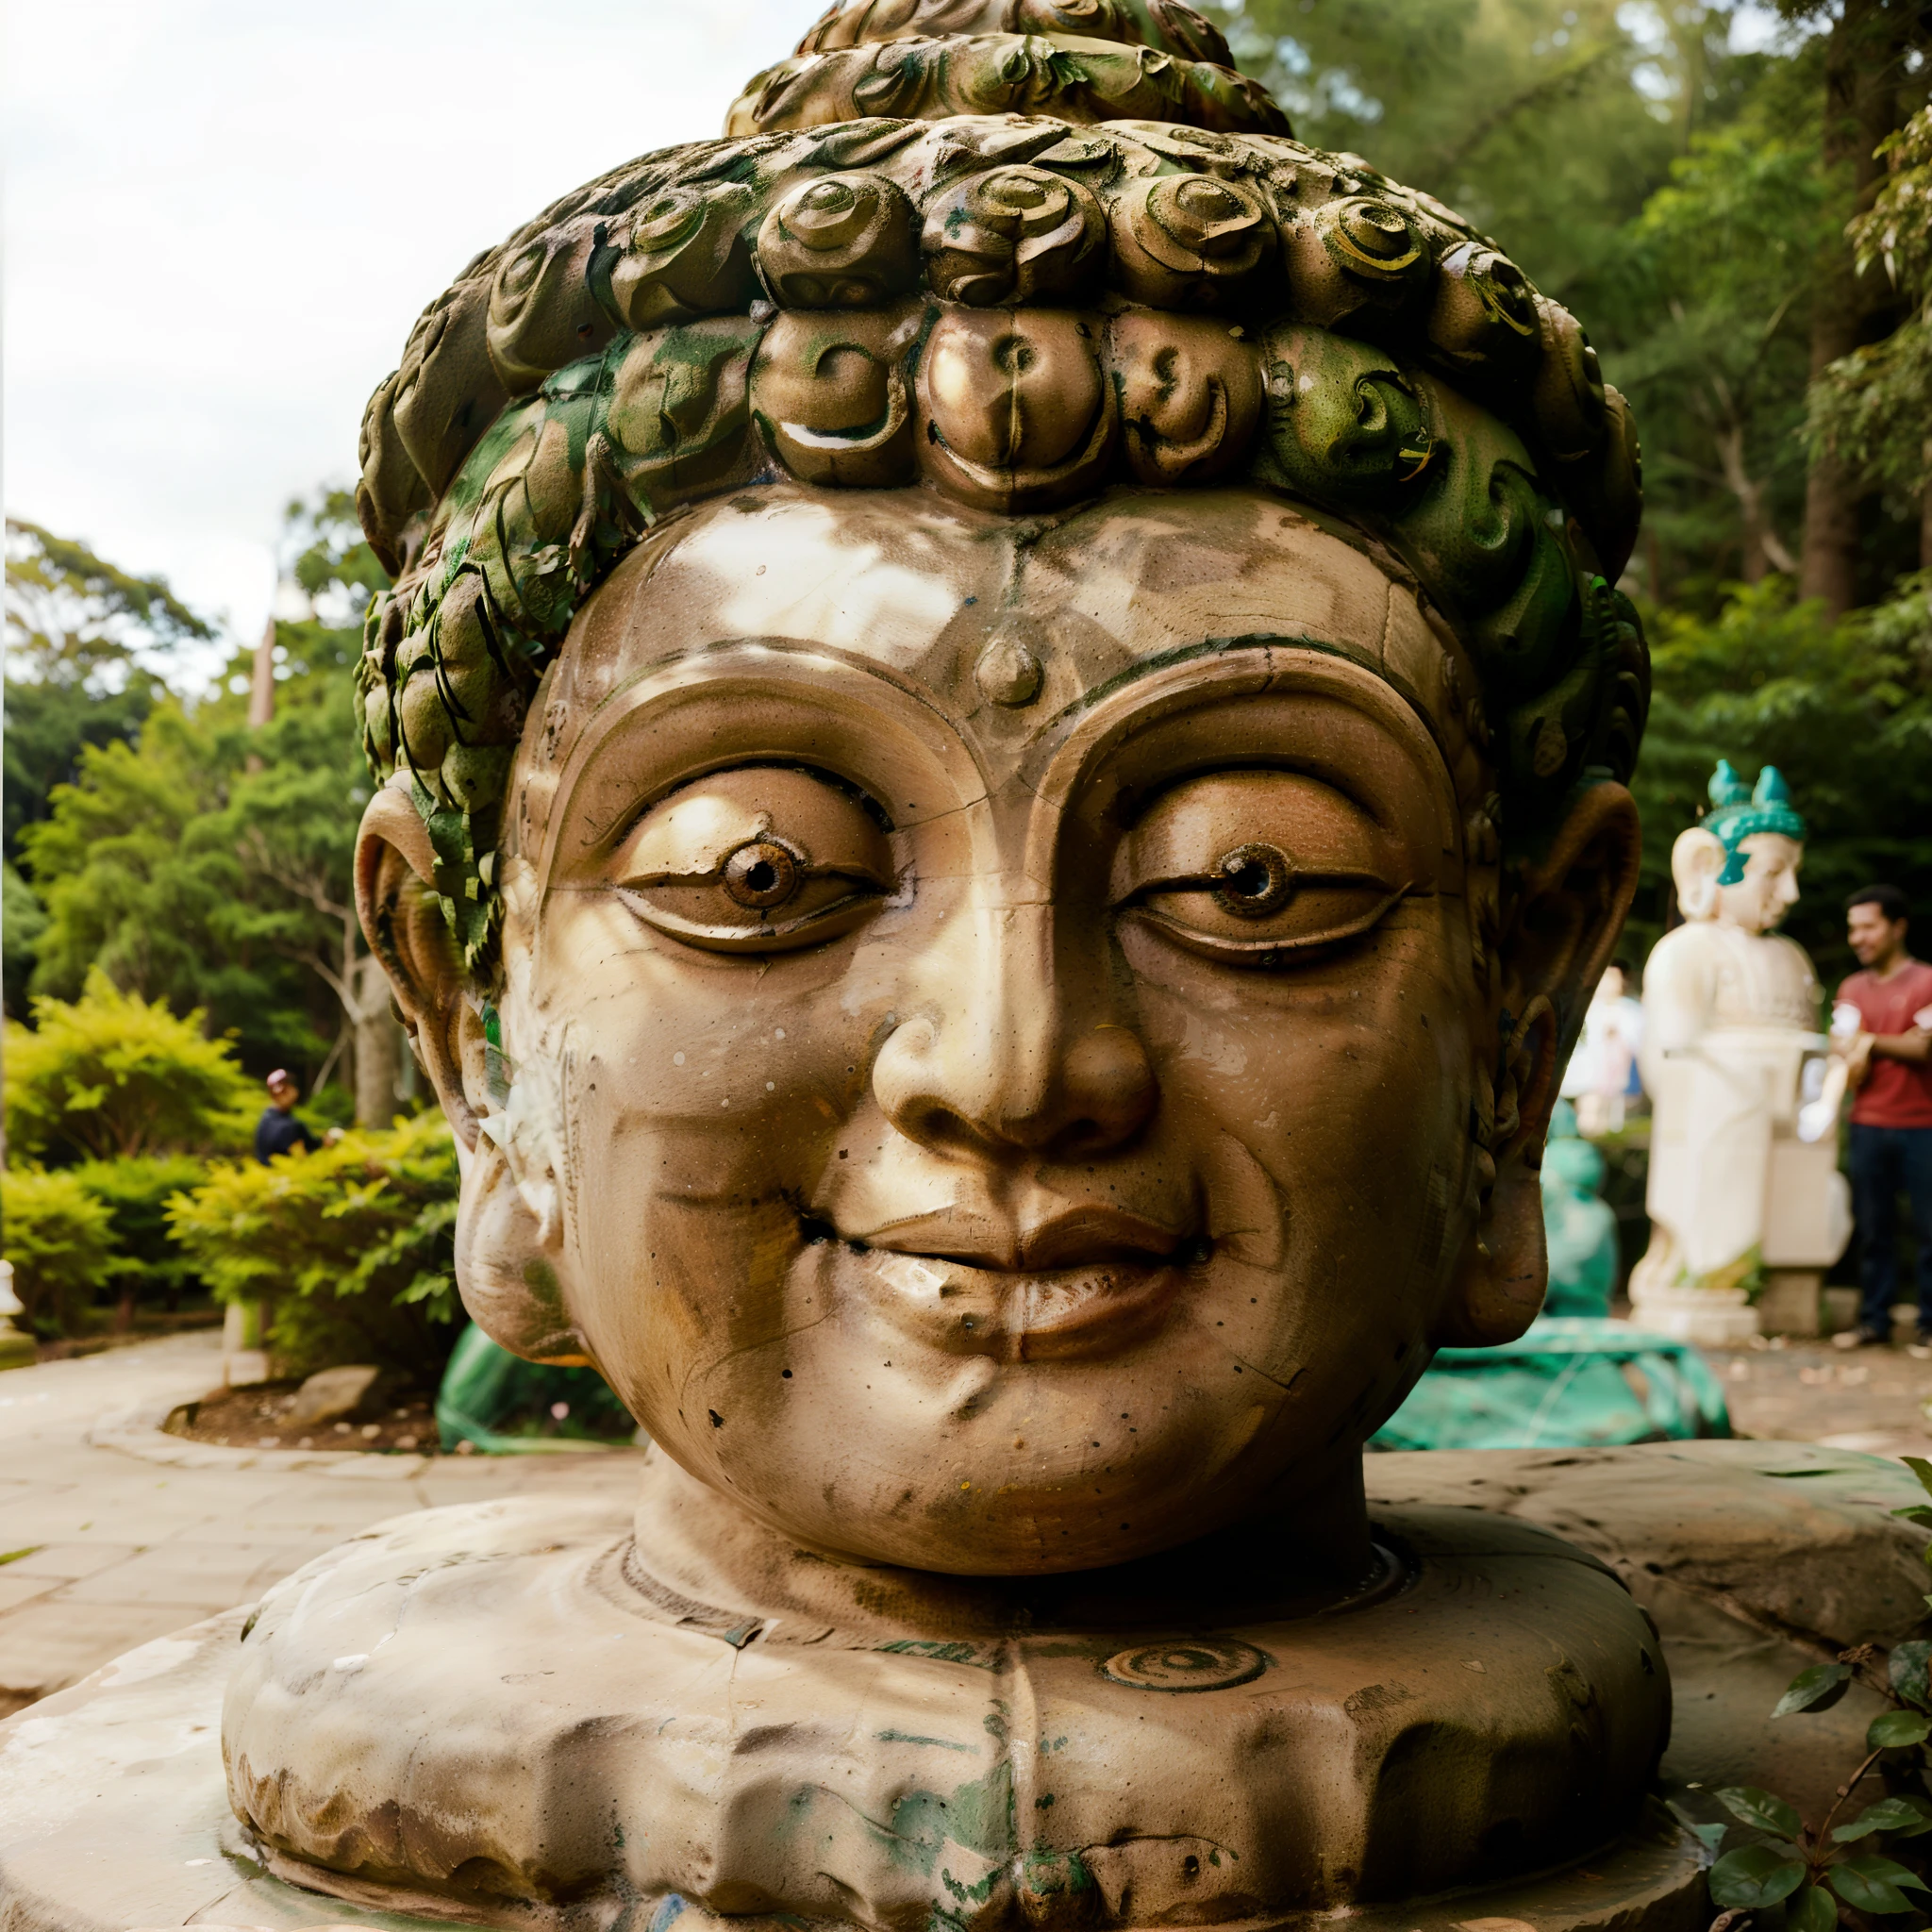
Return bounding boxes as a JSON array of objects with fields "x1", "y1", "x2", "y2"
[{"x1": 810, "y1": 1204, "x2": 1205, "y2": 1361}]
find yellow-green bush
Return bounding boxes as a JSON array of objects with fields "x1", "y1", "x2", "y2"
[
  {"x1": 6, "y1": 970, "x2": 255, "y2": 1161},
  {"x1": 72, "y1": 1155, "x2": 208, "y2": 1318},
  {"x1": 167, "y1": 1112, "x2": 460, "y2": 1384},
  {"x1": 2, "y1": 1168, "x2": 120, "y2": 1335}
]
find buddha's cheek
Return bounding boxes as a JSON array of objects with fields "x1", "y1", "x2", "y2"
[
  {"x1": 527, "y1": 908, "x2": 887, "y2": 1444},
  {"x1": 1121, "y1": 908, "x2": 1474, "y2": 1401}
]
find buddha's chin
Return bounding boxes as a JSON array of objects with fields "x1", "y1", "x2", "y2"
[{"x1": 701, "y1": 1362, "x2": 1291, "y2": 1575}]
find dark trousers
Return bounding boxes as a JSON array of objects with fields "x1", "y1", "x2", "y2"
[{"x1": 1851, "y1": 1123, "x2": 1932, "y2": 1332}]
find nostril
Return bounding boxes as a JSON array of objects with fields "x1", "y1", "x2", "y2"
[{"x1": 905, "y1": 1104, "x2": 982, "y2": 1155}]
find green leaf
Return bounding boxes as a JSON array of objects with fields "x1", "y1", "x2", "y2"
[
  {"x1": 1787, "y1": 1881, "x2": 1839, "y2": 1932},
  {"x1": 1717, "y1": 1786, "x2": 1804, "y2": 1838},
  {"x1": 1891, "y1": 1505, "x2": 1932, "y2": 1526},
  {"x1": 1828, "y1": 1854, "x2": 1932, "y2": 1914},
  {"x1": 1834, "y1": 1793, "x2": 1932, "y2": 1841},
  {"x1": 1901, "y1": 1456, "x2": 1932, "y2": 1501},
  {"x1": 1867, "y1": 1709, "x2": 1932, "y2": 1749},
  {"x1": 1709, "y1": 1843, "x2": 1807, "y2": 1909},
  {"x1": 1890, "y1": 1639, "x2": 1932, "y2": 1710},
  {"x1": 1774, "y1": 1663, "x2": 1854, "y2": 1717}
]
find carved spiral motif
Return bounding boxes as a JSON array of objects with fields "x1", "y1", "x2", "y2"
[
  {"x1": 600, "y1": 186, "x2": 758, "y2": 333},
  {"x1": 1285, "y1": 195, "x2": 1430, "y2": 333},
  {"x1": 1426, "y1": 242, "x2": 1540, "y2": 386},
  {"x1": 752, "y1": 306, "x2": 919, "y2": 485},
  {"x1": 1531, "y1": 296, "x2": 1607, "y2": 460},
  {"x1": 1108, "y1": 174, "x2": 1274, "y2": 308},
  {"x1": 352, "y1": 104, "x2": 1649, "y2": 974},
  {"x1": 757, "y1": 173, "x2": 920, "y2": 308},
  {"x1": 923, "y1": 165, "x2": 1105, "y2": 305},
  {"x1": 1112, "y1": 310, "x2": 1262, "y2": 484},
  {"x1": 917, "y1": 308, "x2": 1115, "y2": 508}
]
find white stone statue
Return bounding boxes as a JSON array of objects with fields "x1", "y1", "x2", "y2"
[{"x1": 1631, "y1": 761, "x2": 1851, "y2": 1343}]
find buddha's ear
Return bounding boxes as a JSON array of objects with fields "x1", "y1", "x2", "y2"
[
  {"x1": 355, "y1": 780, "x2": 584, "y2": 1364},
  {"x1": 354, "y1": 779, "x2": 485, "y2": 1155},
  {"x1": 1672, "y1": 826, "x2": 1725, "y2": 922},
  {"x1": 1442, "y1": 780, "x2": 1641, "y2": 1345}
]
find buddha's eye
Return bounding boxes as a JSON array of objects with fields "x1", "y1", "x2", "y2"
[
  {"x1": 722, "y1": 841, "x2": 802, "y2": 910},
  {"x1": 608, "y1": 766, "x2": 893, "y2": 955},
  {"x1": 1212, "y1": 842, "x2": 1296, "y2": 918},
  {"x1": 1111, "y1": 771, "x2": 1407, "y2": 964}
]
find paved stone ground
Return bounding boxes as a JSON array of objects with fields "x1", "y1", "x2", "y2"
[
  {"x1": 1706, "y1": 1334, "x2": 1932, "y2": 1459},
  {"x1": 0, "y1": 1330, "x2": 641, "y2": 1717}
]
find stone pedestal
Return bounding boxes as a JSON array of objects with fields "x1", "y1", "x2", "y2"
[
  {"x1": 1757, "y1": 1268, "x2": 1824, "y2": 1337},
  {"x1": 1626, "y1": 1281, "x2": 1762, "y2": 1347},
  {"x1": 220, "y1": 1298, "x2": 273, "y2": 1390},
  {"x1": 0, "y1": 1262, "x2": 35, "y2": 1373},
  {"x1": 7, "y1": 1441, "x2": 1928, "y2": 1932}
]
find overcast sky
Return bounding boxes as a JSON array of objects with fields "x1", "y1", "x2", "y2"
[
  {"x1": 3, "y1": 0, "x2": 823, "y2": 668},
  {"x1": 6, "y1": 1, "x2": 1790, "y2": 676}
]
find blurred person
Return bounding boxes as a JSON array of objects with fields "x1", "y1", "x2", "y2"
[
  {"x1": 1834, "y1": 886, "x2": 1932, "y2": 1347},
  {"x1": 1563, "y1": 959, "x2": 1644, "y2": 1136},
  {"x1": 253, "y1": 1070, "x2": 339, "y2": 1162}
]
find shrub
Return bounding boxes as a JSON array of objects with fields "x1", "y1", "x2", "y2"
[
  {"x1": 5, "y1": 969, "x2": 256, "y2": 1161},
  {"x1": 2, "y1": 1168, "x2": 120, "y2": 1336},
  {"x1": 166, "y1": 1112, "x2": 460, "y2": 1385},
  {"x1": 72, "y1": 1155, "x2": 208, "y2": 1322}
]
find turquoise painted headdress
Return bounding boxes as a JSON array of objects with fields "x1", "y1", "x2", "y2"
[{"x1": 1704, "y1": 760, "x2": 1806, "y2": 885}]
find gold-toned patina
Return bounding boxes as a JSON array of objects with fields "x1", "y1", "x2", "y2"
[{"x1": 222, "y1": 0, "x2": 1673, "y2": 1923}]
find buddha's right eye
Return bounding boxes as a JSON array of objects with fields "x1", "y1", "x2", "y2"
[{"x1": 608, "y1": 766, "x2": 894, "y2": 954}]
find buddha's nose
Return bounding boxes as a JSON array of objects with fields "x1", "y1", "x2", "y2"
[{"x1": 870, "y1": 900, "x2": 1158, "y2": 1162}]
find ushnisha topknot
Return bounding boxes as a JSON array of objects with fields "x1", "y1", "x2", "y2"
[{"x1": 354, "y1": 0, "x2": 1648, "y2": 973}]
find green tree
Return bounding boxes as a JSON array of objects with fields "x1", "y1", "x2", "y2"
[
  {"x1": 17, "y1": 493, "x2": 394, "y2": 1100},
  {"x1": 3, "y1": 519, "x2": 213, "y2": 854},
  {"x1": 1204, "y1": 0, "x2": 1717, "y2": 299},
  {"x1": 1625, "y1": 574, "x2": 1932, "y2": 980},
  {"x1": 1602, "y1": 51, "x2": 1829, "y2": 605},
  {"x1": 1809, "y1": 103, "x2": 1932, "y2": 570},
  {"x1": 168, "y1": 1112, "x2": 460, "y2": 1384}
]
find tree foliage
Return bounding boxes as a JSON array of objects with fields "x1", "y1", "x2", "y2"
[
  {"x1": 3, "y1": 519, "x2": 215, "y2": 874},
  {"x1": 14, "y1": 492, "x2": 384, "y2": 1082},
  {"x1": 1809, "y1": 104, "x2": 1932, "y2": 509}
]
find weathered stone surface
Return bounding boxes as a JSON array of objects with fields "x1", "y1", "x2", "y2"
[{"x1": 1364, "y1": 1438, "x2": 1932, "y2": 1823}]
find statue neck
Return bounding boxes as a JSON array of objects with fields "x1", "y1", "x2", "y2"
[{"x1": 628, "y1": 1446, "x2": 1380, "y2": 1641}]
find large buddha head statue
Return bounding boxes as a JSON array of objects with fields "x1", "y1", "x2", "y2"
[{"x1": 352, "y1": 0, "x2": 1648, "y2": 1580}]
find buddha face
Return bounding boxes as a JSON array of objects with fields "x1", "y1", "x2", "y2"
[
  {"x1": 362, "y1": 484, "x2": 1636, "y2": 1574},
  {"x1": 1719, "y1": 832, "x2": 1803, "y2": 935}
]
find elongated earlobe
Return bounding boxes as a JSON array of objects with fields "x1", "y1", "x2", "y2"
[
  {"x1": 355, "y1": 777, "x2": 584, "y2": 1363},
  {"x1": 1442, "y1": 781, "x2": 1640, "y2": 1344},
  {"x1": 355, "y1": 779, "x2": 483, "y2": 1152}
]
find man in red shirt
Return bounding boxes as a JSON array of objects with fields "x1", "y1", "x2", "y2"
[{"x1": 1838, "y1": 885, "x2": 1932, "y2": 1344}]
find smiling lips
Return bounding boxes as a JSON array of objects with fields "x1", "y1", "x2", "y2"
[{"x1": 832, "y1": 1202, "x2": 1197, "y2": 1360}]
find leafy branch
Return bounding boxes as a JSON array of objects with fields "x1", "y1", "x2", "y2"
[{"x1": 1697, "y1": 1457, "x2": 1932, "y2": 1924}]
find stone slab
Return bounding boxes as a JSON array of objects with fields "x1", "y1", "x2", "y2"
[{"x1": 1363, "y1": 1438, "x2": 1932, "y2": 1823}]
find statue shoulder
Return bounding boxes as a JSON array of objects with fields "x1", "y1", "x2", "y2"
[{"x1": 1641, "y1": 923, "x2": 1719, "y2": 992}]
